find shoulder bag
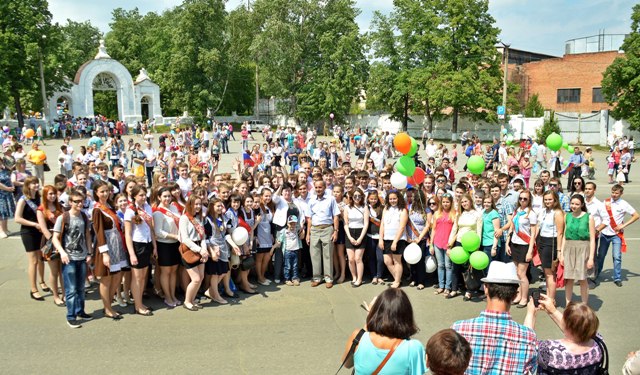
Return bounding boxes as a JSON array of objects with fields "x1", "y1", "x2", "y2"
[
  {"x1": 594, "y1": 335, "x2": 609, "y2": 375},
  {"x1": 335, "y1": 329, "x2": 366, "y2": 375},
  {"x1": 179, "y1": 215, "x2": 203, "y2": 264}
]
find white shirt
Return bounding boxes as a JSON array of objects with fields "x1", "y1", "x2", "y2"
[
  {"x1": 601, "y1": 198, "x2": 635, "y2": 236},
  {"x1": 124, "y1": 203, "x2": 153, "y2": 242},
  {"x1": 176, "y1": 177, "x2": 192, "y2": 199},
  {"x1": 369, "y1": 150, "x2": 385, "y2": 171},
  {"x1": 585, "y1": 196, "x2": 610, "y2": 229},
  {"x1": 425, "y1": 144, "x2": 436, "y2": 158},
  {"x1": 143, "y1": 148, "x2": 157, "y2": 167}
]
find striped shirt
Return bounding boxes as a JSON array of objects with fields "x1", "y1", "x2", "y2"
[{"x1": 452, "y1": 310, "x2": 537, "y2": 375}]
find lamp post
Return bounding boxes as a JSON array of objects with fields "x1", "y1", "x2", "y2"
[
  {"x1": 39, "y1": 34, "x2": 48, "y2": 126},
  {"x1": 500, "y1": 41, "x2": 510, "y2": 131}
]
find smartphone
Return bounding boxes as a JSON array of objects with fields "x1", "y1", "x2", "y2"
[{"x1": 529, "y1": 289, "x2": 541, "y2": 307}]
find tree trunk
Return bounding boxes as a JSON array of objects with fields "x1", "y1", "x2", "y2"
[
  {"x1": 425, "y1": 97, "x2": 433, "y2": 134},
  {"x1": 13, "y1": 91, "x2": 24, "y2": 129},
  {"x1": 402, "y1": 94, "x2": 409, "y2": 132},
  {"x1": 451, "y1": 107, "x2": 459, "y2": 141}
]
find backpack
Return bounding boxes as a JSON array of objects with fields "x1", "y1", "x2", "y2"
[{"x1": 465, "y1": 145, "x2": 474, "y2": 157}]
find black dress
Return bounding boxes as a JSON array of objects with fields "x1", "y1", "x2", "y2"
[{"x1": 20, "y1": 196, "x2": 43, "y2": 252}]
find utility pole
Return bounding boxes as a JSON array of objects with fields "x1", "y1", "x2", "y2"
[
  {"x1": 39, "y1": 35, "x2": 48, "y2": 125},
  {"x1": 501, "y1": 42, "x2": 510, "y2": 126}
]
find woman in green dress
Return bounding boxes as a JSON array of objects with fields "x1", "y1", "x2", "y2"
[{"x1": 559, "y1": 194, "x2": 596, "y2": 306}]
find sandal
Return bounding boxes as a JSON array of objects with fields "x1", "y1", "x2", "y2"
[
  {"x1": 409, "y1": 282, "x2": 416, "y2": 287},
  {"x1": 135, "y1": 309, "x2": 153, "y2": 316},
  {"x1": 463, "y1": 292, "x2": 472, "y2": 301},
  {"x1": 40, "y1": 282, "x2": 51, "y2": 292},
  {"x1": 371, "y1": 279, "x2": 378, "y2": 285},
  {"x1": 417, "y1": 284, "x2": 425, "y2": 290},
  {"x1": 446, "y1": 291, "x2": 461, "y2": 299},
  {"x1": 389, "y1": 282, "x2": 401, "y2": 289},
  {"x1": 434, "y1": 288, "x2": 445, "y2": 295}
]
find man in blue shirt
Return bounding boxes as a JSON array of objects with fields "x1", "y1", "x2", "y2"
[
  {"x1": 567, "y1": 147, "x2": 585, "y2": 189},
  {"x1": 306, "y1": 180, "x2": 340, "y2": 288}
]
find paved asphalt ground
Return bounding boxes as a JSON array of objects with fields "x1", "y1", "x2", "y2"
[{"x1": 1, "y1": 133, "x2": 639, "y2": 374}]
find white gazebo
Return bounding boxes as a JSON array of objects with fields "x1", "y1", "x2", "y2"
[{"x1": 48, "y1": 40, "x2": 163, "y2": 123}]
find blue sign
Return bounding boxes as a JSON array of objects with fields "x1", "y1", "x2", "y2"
[{"x1": 497, "y1": 106, "x2": 506, "y2": 115}]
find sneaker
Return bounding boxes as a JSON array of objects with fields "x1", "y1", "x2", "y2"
[
  {"x1": 67, "y1": 319, "x2": 82, "y2": 329},
  {"x1": 77, "y1": 312, "x2": 93, "y2": 321},
  {"x1": 293, "y1": 280, "x2": 300, "y2": 286},
  {"x1": 285, "y1": 281, "x2": 294, "y2": 286},
  {"x1": 615, "y1": 280, "x2": 623, "y2": 287}
]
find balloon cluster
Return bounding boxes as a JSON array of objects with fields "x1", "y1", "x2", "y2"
[
  {"x1": 390, "y1": 133, "x2": 425, "y2": 189},
  {"x1": 450, "y1": 232, "x2": 490, "y2": 270}
]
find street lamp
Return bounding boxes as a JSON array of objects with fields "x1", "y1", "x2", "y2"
[
  {"x1": 39, "y1": 34, "x2": 48, "y2": 126},
  {"x1": 500, "y1": 41, "x2": 510, "y2": 132}
]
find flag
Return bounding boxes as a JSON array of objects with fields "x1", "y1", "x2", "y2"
[
  {"x1": 560, "y1": 162, "x2": 575, "y2": 175},
  {"x1": 243, "y1": 151, "x2": 255, "y2": 167}
]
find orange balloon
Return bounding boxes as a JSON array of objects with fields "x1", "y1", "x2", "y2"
[
  {"x1": 393, "y1": 133, "x2": 412, "y2": 154},
  {"x1": 25, "y1": 129, "x2": 35, "y2": 138}
]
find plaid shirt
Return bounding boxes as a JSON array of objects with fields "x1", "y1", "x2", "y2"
[
  {"x1": 496, "y1": 197, "x2": 515, "y2": 243},
  {"x1": 452, "y1": 310, "x2": 537, "y2": 375},
  {"x1": 557, "y1": 192, "x2": 571, "y2": 212}
]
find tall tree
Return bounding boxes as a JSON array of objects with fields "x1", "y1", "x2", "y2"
[
  {"x1": 296, "y1": 0, "x2": 368, "y2": 124},
  {"x1": 59, "y1": 20, "x2": 102, "y2": 79},
  {"x1": 602, "y1": 4, "x2": 640, "y2": 130},
  {"x1": 0, "y1": 0, "x2": 65, "y2": 127}
]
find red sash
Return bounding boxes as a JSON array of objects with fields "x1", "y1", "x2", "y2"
[
  {"x1": 154, "y1": 206, "x2": 181, "y2": 227},
  {"x1": 605, "y1": 198, "x2": 627, "y2": 253},
  {"x1": 129, "y1": 203, "x2": 153, "y2": 227},
  {"x1": 186, "y1": 213, "x2": 205, "y2": 240},
  {"x1": 172, "y1": 201, "x2": 185, "y2": 214},
  {"x1": 513, "y1": 210, "x2": 541, "y2": 266}
]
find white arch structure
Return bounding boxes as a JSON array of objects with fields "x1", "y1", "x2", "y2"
[{"x1": 48, "y1": 40, "x2": 162, "y2": 124}]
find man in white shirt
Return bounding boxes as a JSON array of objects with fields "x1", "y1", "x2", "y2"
[
  {"x1": 584, "y1": 182, "x2": 610, "y2": 287},
  {"x1": 596, "y1": 184, "x2": 639, "y2": 287},
  {"x1": 176, "y1": 163, "x2": 192, "y2": 199},
  {"x1": 369, "y1": 144, "x2": 385, "y2": 171},
  {"x1": 306, "y1": 180, "x2": 340, "y2": 288},
  {"x1": 425, "y1": 139, "x2": 437, "y2": 158},
  {"x1": 142, "y1": 141, "x2": 157, "y2": 187}
]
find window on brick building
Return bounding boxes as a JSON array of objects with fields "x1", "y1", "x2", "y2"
[
  {"x1": 557, "y1": 89, "x2": 581, "y2": 103},
  {"x1": 592, "y1": 87, "x2": 605, "y2": 103}
]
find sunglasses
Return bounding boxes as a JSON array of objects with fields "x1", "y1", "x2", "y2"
[
  {"x1": 519, "y1": 197, "x2": 529, "y2": 201},
  {"x1": 549, "y1": 184, "x2": 558, "y2": 188},
  {"x1": 428, "y1": 202, "x2": 437, "y2": 206},
  {"x1": 574, "y1": 182, "x2": 582, "y2": 185},
  {"x1": 437, "y1": 179, "x2": 446, "y2": 183},
  {"x1": 70, "y1": 199, "x2": 83, "y2": 204},
  {"x1": 442, "y1": 193, "x2": 452, "y2": 198}
]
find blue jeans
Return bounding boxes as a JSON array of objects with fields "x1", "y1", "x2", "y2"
[
  {"x1": 433, "y1": 244, "x2": 452, "y2": 290},
  {"x1": 596, "y1": 234, "x2": 622, "y2": 282},
  {"x1": 62, "y1": 260, "x2": 87, "y2": 321},
  {"x1": 284, "y1": 250, "x2": 299, "y2": 281},
  {"x1": 242, "y1": 140, "x2": 249, "y2": 151}
]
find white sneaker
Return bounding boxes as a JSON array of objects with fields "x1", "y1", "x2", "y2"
[{"x1": 258, "y1": 279, "x2": 271, "y2": 286}]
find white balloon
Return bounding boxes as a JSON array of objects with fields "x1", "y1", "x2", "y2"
[
  {"x1": 403, "y1": 243, "x2": 422, "y2": 265},
  {"x1": 425, "y1": 256, "x2": 437, "y2": 273},
  {"x1": 231, "y1": 227, "x2": 249, "y2": 246},
  {"x1": 390, "y1": 172, "x2": 408, "y2": 190}
]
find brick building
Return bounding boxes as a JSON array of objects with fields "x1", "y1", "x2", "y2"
[{"x1": 518, "y1": 50, "x2": 622, "y2": 113}]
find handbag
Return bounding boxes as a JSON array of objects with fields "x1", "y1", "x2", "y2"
[
  {"x1": 179, "y1": 243, "x2": 201, "y2": 264},
  {"x1": 41, "y1": 237, "x2": 57, "y2": 260},
  {"x1": 593, "y1": 335, "x2": 609, "y2": 375},
  {"x1": 240, "y1": 255, "x2": 255, "y2": 271},
  {"x1": 230, "y1": 253, "x2": 241, "y2": 269},
  {"x1": 463, "y1": 266, "x2": 482, "y2": 291},
  {"x1": 43, "y1": 162, "x2": 51, "y2": 172}
]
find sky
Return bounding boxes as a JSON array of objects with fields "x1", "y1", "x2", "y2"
[{"x1": 48, "y1": 0, "x2": 636, "y2": 57}]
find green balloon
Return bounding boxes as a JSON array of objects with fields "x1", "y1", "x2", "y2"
[
  {"x1": 546, "y1": 132, "x2": 563, "y2": 151},
  {"x1": 467, "y1": 155, "x2": 485, "y2": 175},
  {"x1": 469, "y1": 251, "x2": 490, "y2": 270},
  {"x1": 562, "y1": 141, "x2": 569, "y2": 149},
  {"x1": 450, "y1": 246, "x2": 470, "y2": 265},
  {"x1": 567, "y1": 146, "x2": 574, "y2": 153},
  {"x1": 396, "y1": 156, "x2": 416, "y2": 177},
  {"x1": 406, "y1": 138, "x2": 418, "y2": 157},
  {"x1": 506, "y1": 135, "x2": 514, "y2": 145},
  {"x1": 461, "y1": 231, "x2": 481, "y2": 252}
]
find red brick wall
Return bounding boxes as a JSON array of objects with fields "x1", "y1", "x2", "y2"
[{"x1": 519, "y1": 51, "x2": 621, "y2": 112}]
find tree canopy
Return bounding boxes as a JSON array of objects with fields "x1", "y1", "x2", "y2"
[{"x1": 602, "y1": 4, "x2": 640, "y2": 130}]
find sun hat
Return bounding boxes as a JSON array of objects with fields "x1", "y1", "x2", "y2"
[{"x1": 481, "y1": 261, "x2": 521, "y2": 284}]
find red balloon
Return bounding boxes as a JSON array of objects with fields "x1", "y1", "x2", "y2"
[{"x1": 407, "y1": 167, "x2": 426, "y2": 186}]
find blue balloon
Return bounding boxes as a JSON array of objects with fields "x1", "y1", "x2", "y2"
[
  {"x1": 501, "y1": 128, "x2": 508, "y2": 135},
  {"x1": 207, "y1": 120, "x2": 212, "y2": 124}
]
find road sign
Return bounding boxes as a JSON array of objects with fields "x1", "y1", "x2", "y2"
[
  {"x1": 497, "y1": 106, "x2": 505, "y2": 115},
  {"x1": 498, "y1": 114, "x2": 505, "y2": 120}
]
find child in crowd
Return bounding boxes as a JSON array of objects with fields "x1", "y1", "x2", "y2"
[
  {"x1": 607, "y1": 155, "x2": 615, "y2": 184},
  {"x1": 425, "y1": 328, "x2": 471, "y2": 375},
  {"x1": 272, "y1": 215, "x2": 301, "y2": 286}
]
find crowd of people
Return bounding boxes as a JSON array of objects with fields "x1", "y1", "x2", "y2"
[{"x1": 2, "y1": 120, "x2": 639, "y2": 372}]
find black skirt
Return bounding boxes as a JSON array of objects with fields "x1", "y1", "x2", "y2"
[
  {"x1": 509, "y1": 242, "x2": 529, "y2": 264},
  {"x1": 157, "y1": 241, "x2": 181, "y2": 267},
  {"x1": 536, "y1": 236, "x2": 556, "y2": 269},
  {"x1": 383, "y1": 240, "x2": 407, "y2": 255},
  {"x1": 205, "y1": 259, "x2": 230, "y2": 276},
  {"x1": 131, "y1": 241, "x2": 152, "y2": 269}
]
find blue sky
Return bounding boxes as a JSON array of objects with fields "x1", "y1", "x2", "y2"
[{"x1": 49, "y1": 0, "x2": 636, "y2": 56}]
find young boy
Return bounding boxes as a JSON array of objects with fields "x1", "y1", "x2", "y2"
[
  {"x1": 273, "y1": 215, "x2": 301, "y2": 286},
  {"x1": 51, "y1": 190, "x2": 93, "y2": 328},
  {"x1": 426, "y1": 328, "x2": 471, "y2": 375}
]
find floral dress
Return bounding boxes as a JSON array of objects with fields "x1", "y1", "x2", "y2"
[{"x1": 0, "y1": 168, "x2": 15, "y2": 220}]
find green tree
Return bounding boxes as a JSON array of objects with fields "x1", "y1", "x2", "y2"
[
  {"x1": 59, "y1": 20, "x2": 102, "y2": 79},
  {"x1": 523, "y1": 93, "x2": 545, "y2": 117},
  {"x1": 536, "y1": 110, "x2": 560, "y2": 144},
  {"x1": 602, "y1": 4, "x2": 640, "y2": 130},
  {"x1": 0, "y1": 0, "x2": 67, "y2": 127}
]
